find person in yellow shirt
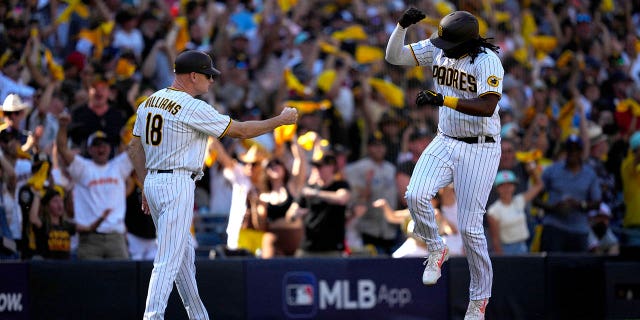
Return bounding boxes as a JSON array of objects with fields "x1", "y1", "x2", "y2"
[{"x1": 621, "y1": 131, "x2": 640, "y2": 246}]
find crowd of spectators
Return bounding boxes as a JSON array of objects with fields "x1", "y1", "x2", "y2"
[{"x1": 1, "y1": 0, "x2": 640, "y2": 261}]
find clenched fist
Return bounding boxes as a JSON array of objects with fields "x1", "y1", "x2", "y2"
[
  {"x1": 416, "y1": 90, "x2": 444, "y2": 107},
  {"x1": 280, "y1": 107, "x2": 299, "y2": 125},
  {"x1": 399, "y1": 7, "x2": 426, "y2": 28}
]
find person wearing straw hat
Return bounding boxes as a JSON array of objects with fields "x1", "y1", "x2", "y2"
[{"x1": 1, "y1": 94, "x2": 33, "y2": 147}]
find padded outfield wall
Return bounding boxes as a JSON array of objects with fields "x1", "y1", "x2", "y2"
[{"x1": 0, "y1": 255, "x2": 638, "y2": 319}]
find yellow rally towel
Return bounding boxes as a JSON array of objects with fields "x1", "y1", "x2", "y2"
[
  {"x1": 494, "y1": 11, "x2": 511, "y2": 24},
  {"x1": 434, "y1": 1, "x2": 455, "y2": 16},
  {"x1": 297, "y1": 131, "x2": 318, "y2": 151},
  {"x1": 600, "y1": 0, "x2": 614, "y2": 12},
  {"x1": 204, "y1": 149, "x2": 217, "y2": 167},
  {"x1": 318, "y1": 41, "x2": 340, "y2": 54},
  {"x1": 515, "y1": 149, "x2": 543, "y2": 163},
  {"x1": 27, "y1": 162, "x2": 50, "y2": 195},
  {"x1": 283, "y1": 69, "x2": 312, "y2": 97},
  {"x1": 530, "y1": 35, "x2": 558, "y2": 55},
  {"x1": 555, "y1": 50, "x2": 573, "y2": 68},
  {"x1": 115, "y1": 58, "x2": 136, "y2": 80},
  {"x1": 407, "y1": 66, "x2": 425, "y2": 81},
  {"x1": 286, "y1": 99, "x2": 332, "y2": 115},
  {"x1": 56, "y1": 0, "x2": 90, "y2": 24},
  {"x1": 277, "y1": 0, "x2": 298, "y2": 13},
  {"x1": 557, "y1": 99, "x2": 577, "y2": 139},
  {"x1": 174, "y1": 17, "x2": 190, "y2": 52},
  {"x1": 121, "y1": 115, "x2": 137, "y2": 146},
  {"x1": 0, "y1": 49, "x2": 12, "y2": 68},
  {"x1": 355, "y1": 45, "x2": 384, "y2": 64},
  {"x1": 368, "y1": 78, "x2": 405, "y2": 108},
  {"x1": 77, "y1": 21, "x2": 115, "y2": 60},
  {"x1": 44, "y1": 49, "x2": 65, "y2": 81},
  {"x1": 238, "y1": 228, "x2": 265, "y2": 256},
  {"x1": 16, "y1": 146, "x2": 32, "y2": 160},
  {"x1": 316, "y1": 69, "x2": 336, "y2": 93},
  {"x1": 331, "y1": 25, "x2": 367, "y2": 41},
  {"x1": 529, "y1": 224, "x2": 543, "y2": 253},
  {"x1": 274, "y1": 124, "x2": 297, "y2": 146},
  {"x1": 521, "y1": 10, "x2": 537, "y2": 43},
  {"x1": 477, "y1": 16, "x2": 489, "y2": 38}
]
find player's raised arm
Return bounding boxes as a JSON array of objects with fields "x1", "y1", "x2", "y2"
[
  {"x1": 224, "y1": 107, "x2": 298, "y2": 139},
  {"x1": 55, "y1": 112, "x2": 76, "y2": 166},
  {"x1": 385, "y1": 7, "x2": 425, "y2": 66}
]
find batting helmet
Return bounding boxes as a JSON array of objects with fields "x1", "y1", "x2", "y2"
[{"x1": 430, "y1": 11, "x2": 479, "y2": 50}]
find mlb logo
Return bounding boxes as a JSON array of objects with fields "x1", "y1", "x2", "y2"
[
  {"x1": 283, "y1": 272, "x2": 317, "y2": 318},
  {"x1": 286, "y1": 284, "x2": 314, "y2": 306}
]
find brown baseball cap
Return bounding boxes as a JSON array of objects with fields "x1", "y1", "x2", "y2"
[{"x1": 174, "y1": 50, "x2": 221, "y2": 77}]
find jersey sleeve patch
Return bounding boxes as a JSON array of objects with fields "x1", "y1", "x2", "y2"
[{"x1": 487, "y1": 75, "x2": 501, "y2": 88}]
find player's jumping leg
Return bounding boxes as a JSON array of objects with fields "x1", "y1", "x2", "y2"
[
  {"x1": 452, "y1": 140, "x2": 500, "y2": 319},
  {"x1": 405, "y1": 135, "x2": 453, "y2": 285}
]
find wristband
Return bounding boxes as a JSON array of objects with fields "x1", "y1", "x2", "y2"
[{"x1": 443, "y1": 96, "x2": 459, "y2": 109}]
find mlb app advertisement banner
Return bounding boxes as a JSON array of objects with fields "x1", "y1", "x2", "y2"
[
  {"x1": 0, "y1": 263, "x2": 28, "y2": 320},
  {"x1": 246, "y1": 258, "x2": 448, "y2": 319}
]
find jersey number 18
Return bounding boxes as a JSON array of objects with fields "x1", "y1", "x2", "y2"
[{"x1": 145, "y1": 112, "x2": 163, "y2": 146}]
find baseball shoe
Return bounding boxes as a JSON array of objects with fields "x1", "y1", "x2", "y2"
[
  {"x1": 464, "y1": 298, "x2": 488, "y2": 320},
  {"x1": 422, "y1": 245, "x2": 449, "y2": 285}
]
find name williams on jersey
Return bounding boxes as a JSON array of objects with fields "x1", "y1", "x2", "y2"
[
  {"x1": 432, "y1": 65, "x2": 477, "y2": 93},
  {"x1": 143, "y1": 96, "x2": 183, "y2": 115}
]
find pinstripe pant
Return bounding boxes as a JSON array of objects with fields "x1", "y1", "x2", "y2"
[
  {"x1": 406, "y1": 134, "x2": 500, "y2": 300},
  {"x1": 144, "y1": 173, "x2": 209, "y2": 320}
]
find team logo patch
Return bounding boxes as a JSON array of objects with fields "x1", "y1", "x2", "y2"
[
  {"x1": 438, "y1": 25, "x2": 443, "y2": 37},
  {"x1": 487, "y1": 75, "x2": 501, "y2": 87}
]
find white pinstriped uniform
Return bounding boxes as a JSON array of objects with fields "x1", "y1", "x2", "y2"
[
  {"x1": 133, "y1": 87, "x2": 231, "y2": 320},
  {"x1": 405, "y1": 40, "x2": 503, "y2": 301}
]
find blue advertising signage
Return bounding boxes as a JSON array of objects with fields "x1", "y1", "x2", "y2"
[
  {"x1": 246, "y1": 258, "x2": 448, "y2": 320},
  {"x1": 0, "y1": 262, "x2": 29, "y2": 320}
]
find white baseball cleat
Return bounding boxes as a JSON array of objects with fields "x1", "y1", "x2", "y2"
[
  {"x1": 464, "y1": 298, "x2": 488, "y2": 320},
  {"x1": 422, "y1": 245, "x2": 449, "y2": 285}
]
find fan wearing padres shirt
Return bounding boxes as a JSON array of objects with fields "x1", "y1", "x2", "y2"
[
  {"x1": 386, "y1": 8, "x2": 503, "y2": 320},
  {"x1": 127, "y1": 50, "x2": 297, "y2": 320}
]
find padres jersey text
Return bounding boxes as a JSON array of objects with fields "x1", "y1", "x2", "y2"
[
  {"x1": 133, "y1": 88, "x2": 231, "y2": 172},
  {"x1": 411, "y1": 39, "x2": 504, "y2": 137}
]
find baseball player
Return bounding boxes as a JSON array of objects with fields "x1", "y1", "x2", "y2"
[
  {"x1": 127, "y1": 50, "x2": 298, "y2": 320},
  {"x1": 386, "y1": 8, "x2": 503, "y2": 320}
]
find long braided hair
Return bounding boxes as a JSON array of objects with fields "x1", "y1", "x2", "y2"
[{"x1": 444, "y1": 37, "x2": 501, "y2": 63}]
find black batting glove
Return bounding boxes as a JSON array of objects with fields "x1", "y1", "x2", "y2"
[
  {"x1": 398, "y1": 7, "x2": 426, "y2": 28},
  {"x1": 416, "y1": 90, "x2": 444, "y2": 107}
]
